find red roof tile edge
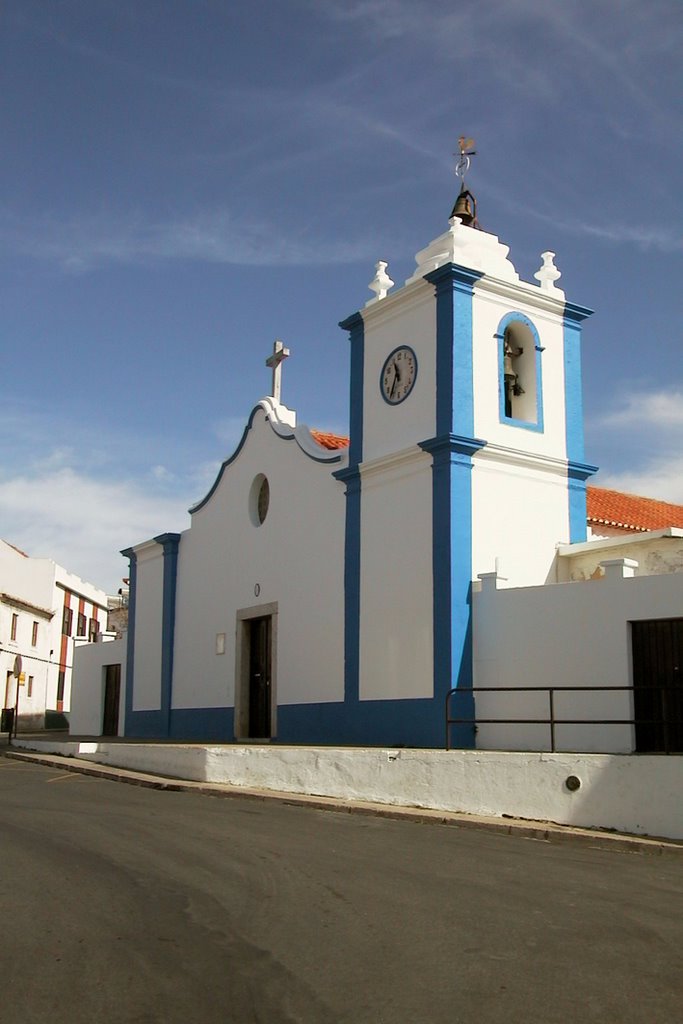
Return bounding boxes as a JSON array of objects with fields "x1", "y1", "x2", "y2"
[
  {"x1": 309, "y1": 429, "x2": 350, "y2": 451},
  {"x1": 587, "y1": 486, "x2": 683, "y2": 533}
]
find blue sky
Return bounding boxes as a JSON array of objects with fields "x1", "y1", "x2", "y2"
[{"x1": 1, "y1": 0, "x2": 682, "y2": 591}]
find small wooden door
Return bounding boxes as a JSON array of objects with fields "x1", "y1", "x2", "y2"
[
  {"x1": 632, "y1": 618, "x2": 682, "y2": 752},
  {"x1": 102, "y1": 664, "x2": 121, "y2": 737},
  {"x1": 248, "y1": 617, "x2": 271, "y2": 739}
]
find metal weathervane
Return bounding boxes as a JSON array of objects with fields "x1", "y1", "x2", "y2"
[{"x1": 455, "y1": 136, "x2": 476, "y2": 186}]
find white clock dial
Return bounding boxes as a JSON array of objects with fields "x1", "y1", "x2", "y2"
[{"x1": 380, "y1": 346, "x2": 417, "y2": 405}]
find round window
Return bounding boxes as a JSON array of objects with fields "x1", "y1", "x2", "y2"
[{"x1": 249, "y1": 474, "x2": 270, "y2": 526}]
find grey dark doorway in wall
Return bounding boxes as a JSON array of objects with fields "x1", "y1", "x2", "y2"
[
  {"x1": 632, "y1": 618, "x2": 682, "y2": 752},
  {"x1": 102, "y1": 664, "x2": 121, "y2": 736},
  {"x1": 248, "y1": 616, "x2": 272, "y2": 739}
]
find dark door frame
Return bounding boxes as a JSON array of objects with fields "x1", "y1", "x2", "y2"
[
  {"x1": 102, "y1": 663, "x2": 121, "y2": 736},
  {"x1": 234, "y1": 602, "x2": 278, "y2": 740},
  {"x1": 632, "y1": 617, "x2": 682, "y2": 753}
]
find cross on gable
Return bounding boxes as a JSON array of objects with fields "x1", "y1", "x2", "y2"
[{"x1": 265, "y1": 338, "x2": 290, "y2": 404}]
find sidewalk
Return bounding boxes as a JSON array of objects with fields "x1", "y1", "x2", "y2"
[{"x1": 4, "y1": 745, "x2": 682, "y2": 857}]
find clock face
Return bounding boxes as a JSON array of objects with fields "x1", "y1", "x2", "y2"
[{"x1": 380, "y1": 346, "x2": 417, "y2": 405}]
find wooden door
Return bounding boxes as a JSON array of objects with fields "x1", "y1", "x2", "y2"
[
  {"x1": 102, "y1": 664, "x2": 121, "y2": 737},
  {"x1": 632, "y1": 618, "x2": 682, "y2": 752},
  {"x1": 248, "y1": 617, "x2": 271, "y2": 739}
]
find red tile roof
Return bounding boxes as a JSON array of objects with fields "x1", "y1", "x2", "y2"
[
  {"x1": 310, "y1": 429, "x2": 350, "y2": 451},
  {"x1": 587, "y1": 486, "x2": 683, "y2": 533}
]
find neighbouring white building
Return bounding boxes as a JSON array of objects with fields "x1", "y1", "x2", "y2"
[
  {"x1": 71, "y1": 181, "x2": 683, "y2": 753},
  {"x1": 0, "y1": 540, "x2": 109, "y2": 731}
]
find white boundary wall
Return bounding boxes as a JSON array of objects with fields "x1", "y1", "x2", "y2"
[
  {"x1": 11, "y1": 739, "x2": 683, "y2": 841},
  {"x1": 70, "y1": 636, "x2": 127, "y2": 736},
  {"x1": 473, "y1": 563, "x2": 683, "y2": 753}
]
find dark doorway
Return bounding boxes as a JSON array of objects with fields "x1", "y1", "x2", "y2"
[
  {"x1": 632, "y1": 618, "x2": 682, "y2": 752},
  {"x1": 102, "y1": 664, "x2": 121, "y2": 737},
  {"x1": 248, "y1": 617, "x2": 272, "y2": 739}
]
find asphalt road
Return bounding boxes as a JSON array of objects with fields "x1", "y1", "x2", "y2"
[{"x1": 0, "y1": 758, "x2": 681, "y2": 1024}]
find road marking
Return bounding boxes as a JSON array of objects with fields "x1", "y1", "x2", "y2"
[{"x1": 45, "y1": 773, "x2": 80, "y2": 784}]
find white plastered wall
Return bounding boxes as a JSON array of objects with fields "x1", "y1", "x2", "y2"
[
  {"x1": 563, "y1": 535, "x2": 683, "y2": 580},
  {"x1": 171, "y1": 409, "x2": 345, "y2": 717},
  {"x1": 361, "y1": 281, "x2": 436, "y2": 463},
  {"x1": 471, "y1": 450, "x2": 570, "y2": 586},
  {"x1": 131, "y1": 543, "x2": 164, "y2": 711},
  {"x1": 70, "y1": 636, "x2": 127, "y2": 736},
  {"x1": 356, "y1": 281, "x2": 436, "y2": 702},
  {"x1": 473, "y1": 568, "x2": 683, "y2": 753},
  {"x1": 0, "y1": 541, "x2": 53, "y2": 606},
  {"x1": 0, "y1": 541, "x2": 109, "y2": 717},
  {"x1": 358, "y1": 449, "x2": 433, "y2": 700}
]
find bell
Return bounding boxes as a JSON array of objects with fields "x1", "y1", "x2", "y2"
[{"x1": 450, "y1": 187, "x2": 476, "y2": 227}]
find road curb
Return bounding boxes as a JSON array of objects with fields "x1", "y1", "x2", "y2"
[{"x1": 4, "y1": 748, "x2": 682, "y2": 856}]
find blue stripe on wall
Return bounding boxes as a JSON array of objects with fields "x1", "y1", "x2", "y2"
[
  {"x1": 155, "y1": 533, "x2": 181, "y2": 736},
  {"x1": 420, "y1": 263, "x2": 486, "y2": 748},
  {"x1": 425, "y1": 263, "x2": 482, "y2": 438},
  {"x1": 120, "y1": 546, "x2": 137, "y2": 736},
  {"x1": 340, "y1": 312, "x2": 364, "y2": 467},
  {"x1": 335, "y1": 311, "x2": 365, "y2": 712},
  {"x1": 563, "y1": 300, "x2": 597, "y2": 542},
  {"x1": 332, "y1": 465, "x2": 361, "y2": 705}
]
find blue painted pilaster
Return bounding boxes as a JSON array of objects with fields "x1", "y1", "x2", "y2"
[
  {"x1": 154, "y1": 532, "x2": 181, "y2": 735},
  {"x1": 421, "y1": 263, "x2": 485, "y2": 747},
  {"x1": 563, "y1": 301, "x2": 597, "y2": 542},
  {"x1": 335, "y1": 310, "x2": 364, "y2": 713},
  {"x1": 340, "y1": 312, "x2": 365, "y2": 467},
  {"x1": 331, "y1": 466, "x2": 361, "y2": 706},
  {"x1": 426, "y1": 263, "x2": 482, "y2": 438},
  {"x1": 120, "y1": 546, "x2": 137, "y2": 736}
]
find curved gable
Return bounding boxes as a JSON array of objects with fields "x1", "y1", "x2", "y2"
[{"x1": 190, "y1": 398, "x2": 347, "y2": 515}]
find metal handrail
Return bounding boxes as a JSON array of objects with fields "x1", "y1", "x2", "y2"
[{"x1": 445, "y1": 685, "x2": 683, "y2": 754}]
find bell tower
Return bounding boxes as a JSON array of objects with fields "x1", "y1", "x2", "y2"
[{"x1": 336, "y1": 145, "x2": 596, "y2": 747}]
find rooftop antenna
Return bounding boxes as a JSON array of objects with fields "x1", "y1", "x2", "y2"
[{"x1": 450, "y1": 135, "x2": 479, "y2": 228}]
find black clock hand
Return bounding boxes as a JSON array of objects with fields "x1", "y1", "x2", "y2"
[{"x1": 389, "y1": 362, "x2": 400, "y2": 398}]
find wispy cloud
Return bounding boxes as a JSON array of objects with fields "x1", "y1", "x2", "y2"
[
  {"x1": 1, "y1": 207, "x2": 379, "y2": 271},
  {"x1": 590, "y1": 386, "x2": 683, "y2": 503},
  {"x1": 0, "y1": 466, "x2": 190, "y2": 592},
  {"x1": 541, "y1": 216, "x2": 683, "y2": 255},
  {"x1": 0, "y1": 403, "x2": 201, "y2": 590},
  {"x1": 597, "y1": 390, "x2": 683, "y2": 430},
  {"x1": 595, "y1": 457, "x2": 683, "y2": 505}
]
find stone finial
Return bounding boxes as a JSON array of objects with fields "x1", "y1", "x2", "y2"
[
  {"x1": 368, "y1": 260, "x2": 394, "y2": 302},
  {"x1": 534, "y1": 251, "x2": 562, "y2": 292}
]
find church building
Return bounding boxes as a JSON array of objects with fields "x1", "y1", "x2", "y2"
[{"x1": 73, "y1": 172, "x2": 683, "y2": 751}]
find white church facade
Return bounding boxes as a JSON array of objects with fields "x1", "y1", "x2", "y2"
[{"x1": 71, "y1": 189, "x2": 683, "y2": 752}]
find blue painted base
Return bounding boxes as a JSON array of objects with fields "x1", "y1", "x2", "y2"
[
  {"x1": 126, "y1": 707, "x2": 235, "y2": 742},
  {"x1": 278, "y1": 697, "x2": 474, "y2": 748},
  {"x1": 126, "y1": 699, "x2": 474, "y2": 749}
]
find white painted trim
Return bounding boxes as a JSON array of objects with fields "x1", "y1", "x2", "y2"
[
  {"x1": 360, "y1": 277, "x2": 433, "y2": 330},
  {"x1": 256, "y1": 397, "x2": 296, "y2": 431},
  {"x1": 359, "y1": 444, "x2": 428, "y2": 480},
  {"x1": 558, "y1": 527, "x2": 683, "y2": 557},
  {"x1": 475, "y1": 273, "x2": 567, "y2": 313},
  {"x1": 474, "y1": 442, "x2": 571, "y2": 476}
]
